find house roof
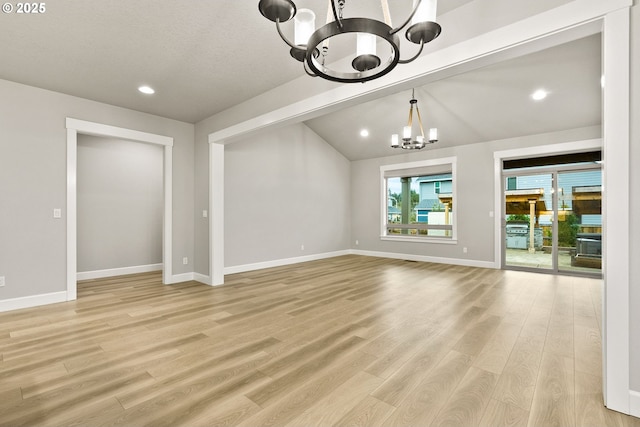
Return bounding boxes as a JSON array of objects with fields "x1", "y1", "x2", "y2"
[
  {"x1": 414, "y1": 199, "x2": 442, "y2": 210},
  {"x1": 416, "y1": 174, "x2": 453, "y2": 183}
]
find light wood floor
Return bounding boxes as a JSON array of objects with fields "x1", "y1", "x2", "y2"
[{"x1": 1, "y1": 255, "x2": 638, "y2": 427}]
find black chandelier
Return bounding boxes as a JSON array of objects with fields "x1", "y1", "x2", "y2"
[
  {"x1": 258, "y1": 0, "x2": 442, "y2": 83},
  {"x1": 391, "y1": 89, "x2": 438, "y2": 150}
]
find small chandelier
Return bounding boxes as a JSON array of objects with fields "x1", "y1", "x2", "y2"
[
  {"x1": 391, "y1": 89, "x2": 438, "y2": 150},
  {"x1": 258, "y1": 0, "x2": 442, "y2": 83}
]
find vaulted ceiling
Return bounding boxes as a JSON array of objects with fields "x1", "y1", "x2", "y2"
[{"x1": 0, "y1": 1, "x2": 601, "y2": 160}]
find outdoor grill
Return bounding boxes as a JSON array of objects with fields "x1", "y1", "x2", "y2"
[{"x1": 505, "y1": 223, "x2": 542, "y2": 250}]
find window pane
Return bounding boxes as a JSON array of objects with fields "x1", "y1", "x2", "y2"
[{"x1": 386, "y1": 170, "x2": 454, "y2": 238}]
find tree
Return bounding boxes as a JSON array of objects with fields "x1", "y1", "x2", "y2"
[{"x1": 558, "y1": 213, "x2": 580, "y2": 246}]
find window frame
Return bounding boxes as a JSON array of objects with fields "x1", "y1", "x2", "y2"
[{"x1": 380, "y1": 157, "x2": 457, "y2": 244}]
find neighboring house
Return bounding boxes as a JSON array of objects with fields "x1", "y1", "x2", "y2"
[
  {"x1": 387, "y1": 205, "x2": 401, "y2": 222},
  {"x1": 414, "y1": 174, "x2": 453, "y2": 223}
]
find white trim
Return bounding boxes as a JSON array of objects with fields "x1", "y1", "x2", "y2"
[
  {"x1": 630, "y1": 391, "x2": 640, "y2": 418},
  {"x1": 171, "y1": 273, "x2": 195, "y2": 284},
  {"x1": 65, "y1": 118, "x2": 173, "y2": 146},
  {"x1": 224, "y1": 250, "x2": 351, "y2": 275},
  {"x1": 163, "y1": 145, "x2": 173, "y2": 284},
  {"x1": 170, "y1": 272, "x2": 211, "y2": 285},
  {"x1": 380, "y1": 236, "x2": 458, "y2": 244},
  {"x1": 493, "y1": 139, "x2": 603, "y2": 270},
  {"x1": 66, "y1": 128, "x2": 78, "y2": 301},
  {"x1": 602, "y1": 7, "x2": 630, "y2": 413},
  {"x1": 66, "y1": 118, "x2": 174, "y2": 299},
  {"x1": 77, "y1": 264, "x2": 163, "y2": 281},
  {"x1": 0, "y1": 292, "x2": 67, "y2": 313},
  {"x1": 351, "y1": 249, "x2": 497, "y2": 270},
  {"x1": 209, "y1": 143, "x2": 224, "y2": 286},
  {"x1": 379, "y1": 157, "x2": 458, "y2": 173},
  {"x1": 193, "y1": 273, "x2": 211, "y2": 285}
]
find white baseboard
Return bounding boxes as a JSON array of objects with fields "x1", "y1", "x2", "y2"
[
  {"x1": 77, "y1": 263, "x2": 163, "y2": 281},
  {"x1": 630, "y1": 390, "x2": 640, "y2": 418},
  {"x1": 169, "y1": 272, "x2": 211, "y2": 285},
  {"x1": 193, "y1": 273, "x2": 211, "y2": 285},
  {"x1": 351, "y1": 249, "x2": 498, "y2": 269},
  {"x1": 0, "y1": 291, "x2": 68, "y2": 313},
  {"x1": 224, "y1": 250, "x2": 351, "y2": 275}
]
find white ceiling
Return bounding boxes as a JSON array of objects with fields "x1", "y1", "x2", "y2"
[
  {"x1": 305, "y1": 34, "x2": 602, "y2": 160},
  {"x1": 0, "y1": 1, "x2": 601, "y2": 160}
]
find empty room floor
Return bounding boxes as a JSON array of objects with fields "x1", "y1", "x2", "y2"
[{"x1": 0, "y1": 255, "x2": 638, "y2": 426}]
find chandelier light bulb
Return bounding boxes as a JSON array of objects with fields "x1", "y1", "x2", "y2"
[
  {"x1": 403, "y1": 126, "x2": 412, "y2": 140},
  {"x1": 429, "y1": 127, "x2": 438, "y2": 142},
  {"x1": 294, "y1": 8, "x2": 315, "y2": 46},
  {"x1": 412, "y1": 0, "x2": 438, "y2": 25},
  {"x1": 356, "y1": 33, "x2": 377, "y2": 57},
  {"x1": 391, "y1": 134, "x2": 399, "y2": 148}
]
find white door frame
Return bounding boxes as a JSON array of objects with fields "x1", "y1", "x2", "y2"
[
  {"x1": 207, "y1": 0, "x2": 632, "y2": 414},
  {"x1": 66, "y1": 118, "x2": 174, "y2": 300}
]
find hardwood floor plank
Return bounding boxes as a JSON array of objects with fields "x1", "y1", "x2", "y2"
[
  {"x1": 430, "y1": 366, "x2": 498, "y2": 427},
  {"x1": 287, "y1": 371, "x2": 384, "y2": 427},
  {"x1": 479, "y1": 398, "x2": 529, "y2": 427},
  {"x1": 331, "y1": 395, "x2": 396, "y2": 427},
  {"x1": 473, "y1": 320, "x2": 522, "y2": 375},
  {"x1": 527, "y1": 351, "x2": 575, "y2": 427},
  {"x1": 381, "y1": 350, "x2": 473, "y2": 427}
]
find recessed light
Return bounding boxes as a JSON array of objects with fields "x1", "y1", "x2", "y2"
[
  {"x1": 138, "y1": 85, "x2": 155, "y2": 95},
  {"x1": 531, "y1": 89, "x2": 548, "y2": 101},
  {"x1": 360, "y1": 129, "x2": 369, "y2": 137}
]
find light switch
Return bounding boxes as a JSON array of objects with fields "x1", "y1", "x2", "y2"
[
  {"x1": 202, "y1": 210, "x2": 208, "y2": 218},
  {"x1": 53, "y1": 208, "x2": 62, "y2": 219}
]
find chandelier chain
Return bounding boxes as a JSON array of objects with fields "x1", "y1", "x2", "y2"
[{"x1": 381, "y1": 0, "x2": 392, "y2": 27}]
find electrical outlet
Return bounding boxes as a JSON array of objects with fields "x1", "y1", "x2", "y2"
[
  {"x1": 355, "y1": 240, "x2": 359, "y2": 245},
  {"x1": 301, "y1": 244, "x2": 304, "y2": 251},
  {"x1": 202, "y1": 210, "x2": 208, "y2": 218},
  {"x1": 0, "y1": 276, "x2": 5, "y2": 287},
  {"x1": 463, "y1": 247, "x2": 468, "y2": 254},
  {"x1": 183, "y1": 257, "x2": 188, "y2": 265}
]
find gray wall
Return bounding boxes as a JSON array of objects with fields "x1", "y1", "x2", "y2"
[
  {"x1": 350, "y1": 126, "x2": 601, "y2": 262},
  {"x1": 224, "y1": 123, "x2": 351, "y2": 267},
  {"x1": 77, "y1": 135, "x2": 163, "y2": 272},
  {"x1": 0, "y1": 79, "x2": 194, "y2": 300}
]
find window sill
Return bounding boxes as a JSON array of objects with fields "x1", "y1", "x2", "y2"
[{"x1": 380, "y1": 235, "x2": 458, "y2": 244}]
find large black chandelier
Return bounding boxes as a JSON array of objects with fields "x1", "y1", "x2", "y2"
[{"x1": 258, "y1": 0, "x2": 441, "y2": 83}]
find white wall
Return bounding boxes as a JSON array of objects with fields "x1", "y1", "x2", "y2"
[
  {"x1": 0, "y1": 79, "x2": 194, "y2": 302},
  {"x1": 351, "y1": 126, "x2": 601, "y2": 263},
  {"x1": 628, "y1": 1, "x2": 640, "y2": 393},
  {"x1": 77, "y1": 135, "x2": 163, "y2": 273},
  {"x1": 224, "y1": 123, "x2": 351, "y2": 268}
]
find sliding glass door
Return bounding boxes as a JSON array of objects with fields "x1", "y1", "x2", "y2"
[
  {"x1": 504, "y1": 172, "x2": 554, "y2": 270},
  {"x1": 503, "y1": 163, "x2": 601, "y2": 276}
]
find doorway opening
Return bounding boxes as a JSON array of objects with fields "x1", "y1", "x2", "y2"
[
  {"x1": 502, "y1": 151, "x2": 602, "y2": 276},
  {"x1": 66, "y1": 118, "x2": 174, "y2": 300}
]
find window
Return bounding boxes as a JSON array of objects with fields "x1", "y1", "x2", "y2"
[{"x1": 380, "y1": 157, "x2": 456, "y2": 242}]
